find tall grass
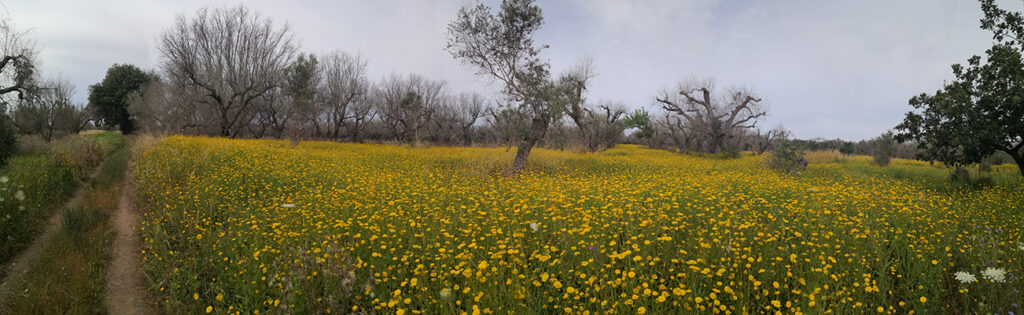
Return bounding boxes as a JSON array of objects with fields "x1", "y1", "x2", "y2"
[
  {"x1": 1, "y1": 144, "x2": 130, "y2": 313},
  {"x1": 0, "y1": 132, "x2": 124, "y2": 269}
]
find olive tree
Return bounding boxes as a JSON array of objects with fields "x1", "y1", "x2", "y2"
[
  {"x1": 447, "y1": 0, "x2": 571, "y2": 172},
  {"x1": 656, "y1": 79, "x2": 767, "y2": 154}
]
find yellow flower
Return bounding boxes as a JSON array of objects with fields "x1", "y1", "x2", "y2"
[
  {"x1": 206, "y1": 306, "x2": 212, "y2": 313},
  {"x1": 919, "y1": 296, "x2": 927, "y2": 303},
  {"x1": 637, "y1": 306, "x2": 647, "y2": 314}
]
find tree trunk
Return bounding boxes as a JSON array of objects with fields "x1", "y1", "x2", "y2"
[
  {"x1": 508, "y1": 116, "x2": 548, "y2": 174},
  {"x1": 1006, "y1": 149, "x2": 1024, "y2": 177}
]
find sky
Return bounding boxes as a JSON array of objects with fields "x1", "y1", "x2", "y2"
[{"x1": 2, "y1": 0, "x2": 1016, "y2": 141}]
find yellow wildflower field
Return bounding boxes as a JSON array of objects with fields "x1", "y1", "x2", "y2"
[{"x1": 134, "y1": 136, "x2": 1023, "y2": 314}]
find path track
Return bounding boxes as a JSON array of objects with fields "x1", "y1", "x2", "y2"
[{"x1": 106, "y1": 165, "x2": 154, "y2": 314}]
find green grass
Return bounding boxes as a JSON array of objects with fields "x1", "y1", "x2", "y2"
[
  {"x1": 1, "y1": 144, "x2": 130, "y2": 314},
  {"x1": 0, "y1": 132, "x2": 125, "y2": 276}
]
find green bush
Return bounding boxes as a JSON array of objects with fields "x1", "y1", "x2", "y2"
[
  {"x1": 0, "y1": 114, "x2": 16, "y2": 167},
  {"x1": 767, "y1": 139, "x2": 807, "y2": 174}
]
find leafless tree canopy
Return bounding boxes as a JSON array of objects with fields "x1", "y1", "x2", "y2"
[
  {"x1": 11, "y1": 79, "x2": 88, "y2": 141},
  {"x1": 159, "y1": 5, "x2": 298, "y2": 137},
  {"x1": 317, "y1": 52, "x2": 369, "y2": 140},
  {"x1": 376, "y1": 74, "x2": 446, "y2": 145},
  {"x1": 0, "y1": 18, "x2": 39, "y2": 106},
  {"x1": 656, "y1": 79, "x2": 767, "y2": 153}
]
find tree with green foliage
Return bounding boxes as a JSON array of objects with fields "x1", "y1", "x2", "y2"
[
  {"x1": 447, "y1": 0, "x2": 575, "y2": 172},
  {"x1": 872, "y1": 131, "x2": 895, "y2": 167},
  {"x1": 896, "y1": 0, "x2": 1024, "y2": 177},
  {"x1": 624, "y1": 108, "x2": 654, "y2": 146},
  {"x1": 88, "y1": 64, "x2": 151, "y2": 134}
]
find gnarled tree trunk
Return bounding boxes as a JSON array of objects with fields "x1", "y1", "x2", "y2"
[{"x1": 509, "y1": 116, "x2": 548, "y2": 173}]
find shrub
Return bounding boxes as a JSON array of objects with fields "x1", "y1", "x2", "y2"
[
  {"x1": 873, "y1": 131, "x2": 895, "y2": 167},
  {"x1": 716, "y1": 148, "x2": 742, "y2": 159},
  {"x1": 767, "y1": 139, "x2": 807, "y2": 174},
  {"x1": 0, "y1": 114, "x2": 16, "y2": 167}
]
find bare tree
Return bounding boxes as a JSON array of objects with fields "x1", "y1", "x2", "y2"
[
  {"x1": 377, "y1": 74, "x2": 445, "y2": 145},
  {"x1": 318, "y1": 51, "x2": 368, "y2": 140},
  {"x1": 453, "y1": 92, "x2": 486, "y2": 145},
  {"x1": 751, "y1": 126, "x2": 788, "y2": 155},
  {"x1": 345, "y1": 94, "x2": 376, "y2": 142},
  {"x1": 656, "y1": 79, "x2": 767, "y2": 153},
  {"x1": 12, "y1": 79, "x2": 83, "y2": 141},
  {"x1": 128, "y1": 73, "x2": 212, "y2": 135},
  {"x1": 159, "y1": 5, "x2": 298, "y2": 138},
  {"x1": 0, "y1": 18, "x2": 38, "y2": 105}
]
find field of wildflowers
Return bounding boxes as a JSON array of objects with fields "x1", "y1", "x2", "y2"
[{"x1": 134, "y1": 136, "x2": 1023, "y2": 314}]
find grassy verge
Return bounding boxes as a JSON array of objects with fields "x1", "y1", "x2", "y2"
[
  {"x1": 1, "y1": 145, "x2": 131, "y2": 313},
  {"x1": 0, "y1": 132, "x2": 124, "y2": 270}
]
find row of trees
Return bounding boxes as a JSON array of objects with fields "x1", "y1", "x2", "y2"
[
  {"x1": 6, "y1": 0, "x2": 1016, "y2": 177},
  {"x1": 115, "y1": 4, "x2": 632, "y2": 156}
]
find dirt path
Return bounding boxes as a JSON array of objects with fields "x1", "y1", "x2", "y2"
[
  {"x1": 0, "y1": 168, "x2": 100, "y2": 305},
  {"x1": 106, "y1": 168, "x2": 154, "y2": 314}
]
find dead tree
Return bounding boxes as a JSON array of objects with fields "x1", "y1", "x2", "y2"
[
  {"x1": 453, "y1": 92, "x2": 486, "y2": 145},
  {"x1": 656, "y1": 79, "x2": 767, "y2": 153},
  {"x1": 753, "y1": 126, "x2": 788, "y2": 154}
]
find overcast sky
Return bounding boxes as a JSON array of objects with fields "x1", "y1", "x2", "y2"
[{"x1": 3, "y1": 0, "x2": 1016, "y2": 141}]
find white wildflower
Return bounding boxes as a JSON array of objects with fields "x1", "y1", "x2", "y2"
[
  {"x1": 14, "y1": 190, "x2": 24, "y2": 201},
  {"x1": 1018, "y1": 241, "x2": 1024, "y2": 251},
  {"x1": 281, "y1": 203, "x2": 296, "y2": 208},
  {"x1": 981, "y1": 267, "x2": 1006, "y2": 283},
  {"x1": 0, "y1": 176, "x2": 7, "y2": 183},
  {"x1": 953, "y1": 271, "x2": 977, "y2": 283},
  {"x1": 529, "y1": 222, "x2": 539, "y2": 232},
  {"x1": 439, "y1": 288, "x2": 452, "y2": 299}
]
